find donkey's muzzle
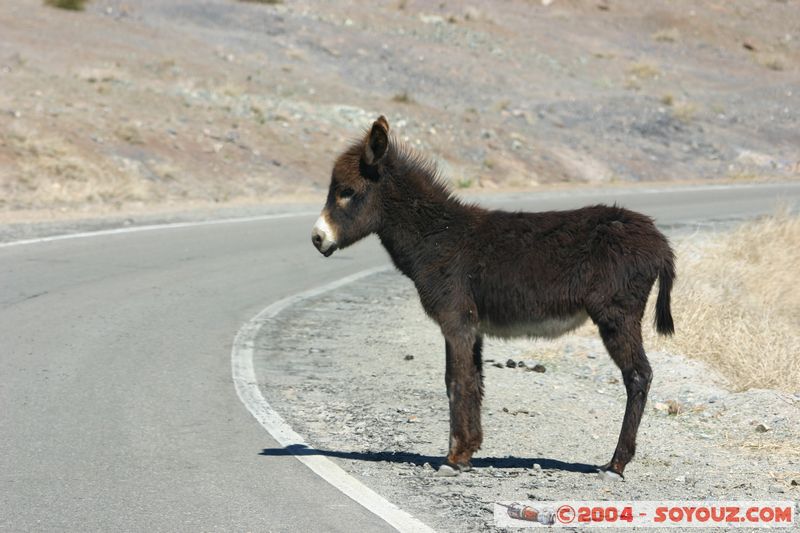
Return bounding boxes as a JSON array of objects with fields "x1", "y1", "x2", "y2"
[
  {"x1": 311, "y1": 231, "x2": 337, "y2": 256},
  {"x1": 311, "y1": 215, "x2": 338, "y2": 257}
]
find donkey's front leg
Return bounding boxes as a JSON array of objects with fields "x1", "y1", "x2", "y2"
[{"x1": 439, "y1": 333, "x2": 484, "y2": 476}]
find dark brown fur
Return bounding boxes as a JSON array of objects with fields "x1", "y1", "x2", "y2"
[{"x1": 312, "y1": 117, "x2": 675, "y2": 478}]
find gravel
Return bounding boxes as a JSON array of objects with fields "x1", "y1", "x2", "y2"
[{"x1": 254, "y1": 270, "x2": 799, "y2": 532}]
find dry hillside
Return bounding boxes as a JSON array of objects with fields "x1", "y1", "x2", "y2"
[{"x1": 1, "y1": 0, "x2": 799, "y2": 220}]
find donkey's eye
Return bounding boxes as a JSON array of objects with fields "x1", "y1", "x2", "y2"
[{"x1": 339, "y1": 187, "x2": 355, "y2": 199}]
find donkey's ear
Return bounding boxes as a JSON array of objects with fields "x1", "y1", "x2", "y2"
[{"x1": 364, "y1": 116, "x2": 390, "y2": 166}]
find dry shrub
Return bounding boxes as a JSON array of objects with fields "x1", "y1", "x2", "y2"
[
  {"x1": 671, "y1": 101, "x2": 697, "y2": 123},
  {"x1": 391, "y1": 91, "x2": 414, "y2": 104},
  {"x1": 44, "y1": 0, "x2": 88, "y2": 10},
  {"x1": 756, "y1": 53, "x2": 787, "y2": 72},
  {"x1": 645, "y1": 213, "x2": 800, "y2": 392},
  {"x1": 626, "y1": 62, "x2": 661, "y2": 80},
  {"x1": 652, "y1": 28, "x2": 680, "y2": 43}
]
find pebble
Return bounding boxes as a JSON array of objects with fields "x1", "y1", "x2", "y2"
[
  {"x1": 255, "y1": 258, "x2": 800, "y2": 527},
  {"x1": 754, "y1": 423, "x2": 771, "y2": 433},
  {"x1": 404, "y1": 354, "x2": 414, "y2": 361},
  {"x1": 505, "y1": 359, "x2": 517, "y2": 368},
  {"x1": 530, "y1": 364, "x2": 546, "y2": 373},
  {"x1": 435, "y1": 464, "x2": 459, "y2": 477}
]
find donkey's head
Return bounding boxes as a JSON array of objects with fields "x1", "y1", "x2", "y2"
[{"x1": 311, "y1": 116, "x2": 390, "y2": 256}]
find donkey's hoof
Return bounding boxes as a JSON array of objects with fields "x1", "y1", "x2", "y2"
[
  {"x1": 597, "y1": 469, "x2": 624, "y2": 482},
  {"x1": 435, "y1": 464, "x2": 460, "y2": 477}
]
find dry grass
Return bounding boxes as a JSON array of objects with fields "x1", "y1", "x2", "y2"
[
  {"x1": 0, "y1": 129, "x2": 155, "y2": 209},
  {"x1": 671, "y1": 101, "x2": 697, "y2": 123},
  {"x1": 114, "y1": 125, "x2": 145, "y2": 145},
  {"x1": 756, "y1": 53, "x2": 787, "y2": 71},
  {"x1": 391, "y1": 91, "x2": 415, "y2": 104},
  {"x1": 514, "y1": 215, "x2": 799, "y2": 393},
  {"x1": 624, "y1": 62, "x2": 661, "y2": 91},
  {"x1": 626, "y1": 62, "x2": 661, "y2": 80},
  {"x1": 645, "y1": 213, "x2": 800, "y2": 392},
  {"x1": 652, "y1": 28, "x2": 680, "y2": 43}
]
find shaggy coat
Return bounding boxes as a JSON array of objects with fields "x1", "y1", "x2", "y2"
[{"x1": 311, "y1": 116, "x2": 675, "y2": 478}]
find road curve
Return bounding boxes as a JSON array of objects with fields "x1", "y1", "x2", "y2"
[{"x1": 2, "y1": 182, "x2": 798, "y2": 531}]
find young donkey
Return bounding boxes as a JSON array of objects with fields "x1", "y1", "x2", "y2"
[{"x1": 311, "y1": 116, "x2": 675, "y2": 480}]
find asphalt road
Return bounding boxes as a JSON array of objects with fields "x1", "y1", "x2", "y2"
[{"x1": 2, "y1": 182, "x2": 798, "y2": 532}]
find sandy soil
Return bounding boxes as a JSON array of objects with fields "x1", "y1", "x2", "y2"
[
  {"x1": 254, "y1": 269, "x2": 800, "y2": 532},
  {"x1": 2, "y1": 0, "x2": 799, "y2": 221}
]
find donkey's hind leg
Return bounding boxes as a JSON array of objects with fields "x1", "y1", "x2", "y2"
[
  {"x1": 596, "y1": 317, "x2": 652, "y2": 480},
  {"x1": 438, "y1": 334, "x2": 484, "y2": 476}
]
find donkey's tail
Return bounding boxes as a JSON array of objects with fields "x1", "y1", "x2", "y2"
[{"x1": 655, "y1": 255, "x2": 676, "y2": 336}]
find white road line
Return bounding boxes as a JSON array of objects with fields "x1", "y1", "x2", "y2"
[
  {"x1": 4, "y1": 181, "x2": 797, "y2": 249},
  {"x1": 466, "y1": 181, "x2": 800, "y2": 203},
  {"x1": 4, "y1": 208, "x2": 431, "y2": 529},
  {"x1": 231, "y1": 265, "x2": 436, "y2": 533},
  {"x1": 0, "y1": 211, "x2": 319, "y2": 249},
  {"x1": 6, "y1": 181, "x2": 791, "y2": 529}
]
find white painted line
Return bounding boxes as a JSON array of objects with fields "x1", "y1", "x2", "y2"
[
  {"x1": 4, "y1": 181, "x2": 797, "y2": 249},
  {"x1": 231, "y1": 265, "x2": 436, "y2": 533},
  {"x1": 476, "y1": 181, "x2": 800, "y2": 203},
  {"x1": 0, "y1": 211, "x2": 319, "y2": 249}
]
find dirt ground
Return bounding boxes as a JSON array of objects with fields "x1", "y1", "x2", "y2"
[
  {"x1": 254, "y1": 268, "x2": 800, "y2": 532},
  {"x1": 2, "y1": 0, "x2": 800, "y2": 221}
]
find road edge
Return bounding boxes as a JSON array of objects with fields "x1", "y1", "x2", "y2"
[
  {"x1": 230, "y1": 265, "x2": 436, "y2": 533},
  {"x1": 0, "y1": 211, "x2": 318, "y2": 248}
]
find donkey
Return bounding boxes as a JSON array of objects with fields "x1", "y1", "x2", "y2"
[{"x1": 311, "y1": 116, "x2": 675, "y2": 480}]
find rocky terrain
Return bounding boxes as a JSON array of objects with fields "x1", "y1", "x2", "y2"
[
  {"x1": 255, "y1": 269, "x2": 800, "y2": 532},
  {"x1": 2, "y1": 0, "x2": 799, "y2": 221}
]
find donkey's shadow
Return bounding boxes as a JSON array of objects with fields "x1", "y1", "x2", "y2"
[{"x1": 259, "y1": 444, "x2": 597, "y2": 473}]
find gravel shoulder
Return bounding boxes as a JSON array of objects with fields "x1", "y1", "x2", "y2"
[{"x1": 255, "y1": 269, "x2": 800, "y2": 532}]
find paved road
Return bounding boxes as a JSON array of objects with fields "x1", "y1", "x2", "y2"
[{"x1": 1, "y1": 182, "x2": 798, "y2": 531}]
